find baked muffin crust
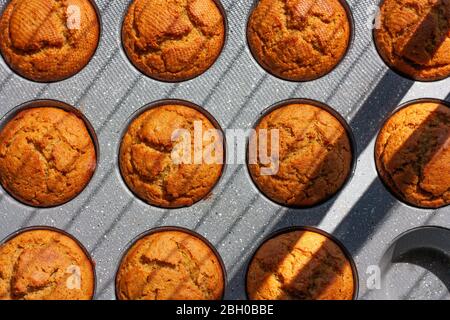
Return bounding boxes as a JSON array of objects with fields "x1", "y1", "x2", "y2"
[
  {"x1": 374, "y1": 0, "x2": 450, "y2": 81},
  {"x1": 0, "y1": 229, "x2": 95, "y2": 300},
  {"x1": 247, "y1": 230, "x2": 355, "y2": 300},
  {"x1": 122, "y1": 0, "x2": 226, "y2": 81},
  {"x1": 116, "y1": 230, "x2": 224, "y2": 300},
  {"x1": 0, "y1": 0, "x2": 100, "y2": 82},
  {"x1": 248, "y1": 102, "x2": 353, "y2": 207},
  {"x1": 0, "y1": 107, "x2": 97, "y2": 207},
  {"x1": 247, "y1": 0, "x2": 351, "y2": 81},
  {"x1": 375, "y1": 101, "x2": 450, "y2": 208},
  {"x1": 119, "y1": 103, "x2": 224, "y2": 208}
]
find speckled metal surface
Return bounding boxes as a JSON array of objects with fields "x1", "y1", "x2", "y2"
[{"x1": 0, "y1": 0, "x2": 448, "y2": 300}]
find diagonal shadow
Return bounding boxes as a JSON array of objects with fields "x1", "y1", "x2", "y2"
[
  {"x1": 335, "y1": 98, "x2": 449, "y2": 255},
  {"x1": 226, "y1": 69, "x2": 415, "y2": 298}
]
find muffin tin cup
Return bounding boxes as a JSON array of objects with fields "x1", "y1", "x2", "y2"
[
  {"x1": 114, "y1": 226, "x2": 227, "y2": 300},
  {"x1": 377, "y1": 226, "x2": 450, "y2": 300},
  {"x1": 0, "y1": 0, "x2": 103, "y2": 84},
  {"x1": 117, "y1": 98, "x2": 227, "y2": 209},
  {"x1": 372, "y1": 0, "x2": 450, "y2": 83},
  {"x1": 374, "y1": 98, "x2": 450, "y2": 210},
  {"x1": 0, "y1": 99, "x2": 100, "y2": 208},
  {"x1": 245, "y1": 0, "x2": 356, "y2": 82},
  {"x1": 120, "y1": 0, "x2": 229, "y2": 83},
  {"x1": 0, "y1": 225, "x2": 97, "y2": 300},
  {"x1": 244, "y1": 226, "x2": 360, "y2": 300},
  {"x1": 246, "y1": 98, "x2": 357, "y2": 209}
]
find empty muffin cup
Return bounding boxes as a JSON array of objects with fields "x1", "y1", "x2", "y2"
[{"x1": 374, "y1": 226, "x2": 450, "y2": 300}]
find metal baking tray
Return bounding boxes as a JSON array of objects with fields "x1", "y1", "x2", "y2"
[{"x1": 0, "y1": 0, "x2": 449, "y2": 300}]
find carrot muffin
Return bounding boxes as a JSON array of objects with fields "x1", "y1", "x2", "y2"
[
  {"x1": 247, "y1": 0, "x2": 351, "y2": 81},
  {"x1": 247, "y1": 230, "x2": 355, "y2": 300},
  {"x1": 122, "y1": 0, "x2": 226, "y2": 82},
  {"x1": 375, "y1": 100, "x2": 450, "y2": 208},
  {"x1": 374, "y1": 0, "x2": 450, "y2": 81},
  {"x1": 119, "y1": 103, "x2": 224, "y2": 208},
  {"x1": 248, "y1": 102, "x2": 353, "y2": 207},
  {"x1": 0, "y1": 106, "x2": 97, "y2": 207},
  {"x1": 116, "y1": 229, "x2": 224, "y2": 300},
  {"x1": 0, "y1": 228, "x2": 95, "y2": 300},
  {"x1": 0, "y1": 0, "x2": 100, "y2": 82}
]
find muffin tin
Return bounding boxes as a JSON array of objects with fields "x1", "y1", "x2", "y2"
[{"x1": 0, "y1": 0, "x2": 448, "y2": 300}]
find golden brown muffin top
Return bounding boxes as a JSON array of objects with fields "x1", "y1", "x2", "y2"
[
  {"x1": 375, "y1": 101, "x2": 450, "y2": 208},
  {"x1": 247, "y1": 0, "x2": 351, "y2": 81},
  {"x1": 0, "y1": 107, "x2": 97, "y2": 207},
  {"x1": 0, "y1": 229, "x2": 95, "y2": 300},
  {"x1": 247, "y1": 230, "x2": 355, "y2": 300},
  {"x1": 374, "y1": 0, "x2": 450, "y2": 81},
  {"x1": 248, "y1": 103, "x2": 352, "y2": 207},
  {"x1": 120, "y1": 104, "x2": 224, "y2": 208},
  {"x1": 116, "y1": 230, "x2": 224, "y2": 300},
  {"x1": 0, "y1": 0, "x2": 100, "y2": 82},
  {"x1": 122, "y1": 0, "x2": 225, "y2": 81}
]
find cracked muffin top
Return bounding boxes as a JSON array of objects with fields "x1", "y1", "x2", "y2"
[
  {"x1": 374, "y1": 0, "x2": 450, "y2": 81},
  {"x1": 122, "y1": 0, "x2": 225, "y2": 82},
  {"x1": 119, "y1": 103, "x2": 224, "y2": 208},
  {"x1": 247, "y1": 0, "x2": 351, "y2": 81},
  {"x1": 375, "y1": 101, "x2": 450, "y2": 208},
  {"x1": 248, "y1": 103, "x2": 353, "y2": 207},
  {"x1": 116, "y1": 230, "x2": 224, "y2": 300},
  {"x1": 246, "y1": 230, "x2": 355, "y2": 300},
  {"x1": 0, "y1": 229, "x2": 95, "y2": 300},
  {"x1": 0, "y1": 107, "x2": 97, "y2": 207},
  {"x1": 0, "y1": 0, "x2": 100, "y2": 82}
]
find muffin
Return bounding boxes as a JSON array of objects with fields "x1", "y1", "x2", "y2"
[
  {"x1": 0, "y1": 106, "x2": 97, "y2": 207},
  {"x1": 0, "y1": 0, "x2": 100, "y2": 82},
  {"x1": 248, "y1": 102, "x2": 353, "y2": 207},
  {"x1": 116, "y1": 229, "x2": 224, "y2": 300},
  {"x1": 374, "y1": 0, "x2": 450, "y2": 81},
  {"x1": 247, "y1": 0, "x2": 351, "y2": 81},
  {"x1": 375, "y1": 100, "x2": 450, "y2": 208},
  {"x1": 122, "y1": 0, "x2": 226, "y2": 82},
  {"x1": 0, "y1": 228, "x2": 95, "y2": 300},
  {"x1": 119, "y1": 103, "x2": 224, "y2": 208},
  {"x1": 246, "y1": 229, "x2": 355, "y2": 300}
]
